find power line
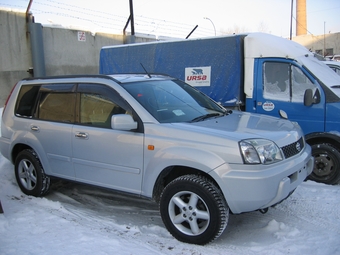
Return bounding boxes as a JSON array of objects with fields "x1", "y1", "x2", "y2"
[
  {"x1": 24, "y1": 0, "x2": 214, "y2": 38},
  {"x1": 0, "y1": 0, "x2": 224, "y2": 37}
]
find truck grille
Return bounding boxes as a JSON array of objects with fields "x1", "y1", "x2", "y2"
[{"x1": 281, "y1": 137, "x2": 304, "y2": 159}]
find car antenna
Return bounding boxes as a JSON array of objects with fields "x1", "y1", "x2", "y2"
[{"x1": 140, "y1": 63, "x2": 151, "y2": 78}]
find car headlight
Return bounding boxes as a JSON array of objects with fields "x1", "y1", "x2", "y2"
[{"x1": 239, "y1": 139, "x2": 283, "y2": 164}]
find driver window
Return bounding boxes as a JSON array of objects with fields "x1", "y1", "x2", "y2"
[
  {"x1": 291, "y1": 65, "x2": 316, "y2": 102},
  {"x1": 78, "y1": 84, "x2": 128, "y2": 128},
  {"x1": 263, "y1": 62, "x2": 316, "y2": 103},
  {"x1": 263, "y1": 62, "x2": 290, "y2": 102}
]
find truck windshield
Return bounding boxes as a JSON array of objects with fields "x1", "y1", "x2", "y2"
[
  {"x1": 299, "y1": 55, "x2": 340, "y2": 98},
  {"x1": 123, "y1": 79, "x2": 226, "y2": 123}
]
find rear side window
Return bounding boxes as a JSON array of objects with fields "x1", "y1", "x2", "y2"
[
  {"x1": 15, "y1": 85, "x2": 40, "y2": 117},
  {"x1": 38, "y1": 92, "x2": 76, "y2": 122},
  {"x1": 37, "y1": 83, "x2": 76, "y2": 123},
  {"x1": 15, "y1": 83, "x2": 76, "y2": 123}
]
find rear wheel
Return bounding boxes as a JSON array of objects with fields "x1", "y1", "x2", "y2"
[
  {"x1": 308, "y1": 143, "x2": 340, "y2": 184},
  {"x1": 14, "y1": 149, "x2": 51, "y2": 197},
  {"x1": 160, "y1": 175, "x2": 229, "y2": 245}
]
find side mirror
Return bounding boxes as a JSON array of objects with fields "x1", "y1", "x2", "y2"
[
  {"x1": 304, "y1": 88, "x2": 320, "y2": 106},
  {"x1": 111, "y1": 114, "x2": 138, "y2": 130}
]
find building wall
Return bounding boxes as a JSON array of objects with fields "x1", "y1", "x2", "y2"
[{"x1": 293, "y1": 32, "x2": 340, "y2": 56}]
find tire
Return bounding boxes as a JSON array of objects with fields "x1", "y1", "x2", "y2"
[
  {"x1": 14, "y1": 149, "x2": 51, "y2": 197},
  {"x1": 160, "y1": 174, "x2": 229, "y2": 245},
  {"x1": 308, "y1": 143, "x2": 340, "y2": 185}
]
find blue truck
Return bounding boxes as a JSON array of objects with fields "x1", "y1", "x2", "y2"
[{"x1": 99, "y1": 32, "x2": 340, "y2": 185}]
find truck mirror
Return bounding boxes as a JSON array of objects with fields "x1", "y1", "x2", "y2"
[
  {"x1": 304, "y1": 88, "x2": 321, "y2": 106},
  {"x1": 304, "y1": 89, "x2": 314, "y2": 106}
]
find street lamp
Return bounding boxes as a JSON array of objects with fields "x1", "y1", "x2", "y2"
[{"x1": 204, "y1": 17, "x2": 216, "y2": 36}]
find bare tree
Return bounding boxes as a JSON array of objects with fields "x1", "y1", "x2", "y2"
[
  {"x1": 220, "y1": 24, "x2": 249, "y2": 35},
  {"x1": 257, "y1": 21, "x2": 269, "y2": 33}
]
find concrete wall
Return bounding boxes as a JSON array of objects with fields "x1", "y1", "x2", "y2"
[
  {"x1": 0, "y1": 9, "x2": 157, "y2": 105},
  {"x1": 42, "y1": 27, "x2": 123, "y2": 76},
  {"x1": 0, "y1": 10, "x2": 31, "y2": 104}
]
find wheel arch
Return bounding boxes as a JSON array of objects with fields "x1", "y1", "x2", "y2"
[
  {"x1": 305, "y1": 132, "x2": 340, "y2": 150},
  {"x1": 11, "y1": 143, "x2": 33, "y2": 164},
  {"x1": 10, "y1": 139, "x2": 52, "y2": 176},
  {"x1": 152, "y1": 166, "x2": 222, "y2": 203}
]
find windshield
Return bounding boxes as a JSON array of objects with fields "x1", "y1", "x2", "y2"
[
  {"x1": 299, "y1": 54, "x2": 340, "y2": 98},
  {"x1": 123, "y1": 79, "x2": 226, "y2": 123}
]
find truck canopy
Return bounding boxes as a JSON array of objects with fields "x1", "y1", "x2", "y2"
[{"x1": 100, "y1": 35, "x2": 246, "y2": 107}]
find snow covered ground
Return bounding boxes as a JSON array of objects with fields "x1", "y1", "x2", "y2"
[{"x1": 1, "y1": 108, "x2": 340, "y2": 255}]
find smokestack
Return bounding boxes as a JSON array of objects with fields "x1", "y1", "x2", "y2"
[{"x1": 296, "y1": 0, "x2": 307, "y2": 35}]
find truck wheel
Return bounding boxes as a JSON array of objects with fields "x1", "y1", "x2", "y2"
[
  {"x1": 308, "y1": 143, "x2": 340, "y2": 185},
  {"x1": 14, "y1": 149, "x2": 51, "y2": 197},
  {"x1": 159, "y1": 174, "x2": 229, "y2": 245}
]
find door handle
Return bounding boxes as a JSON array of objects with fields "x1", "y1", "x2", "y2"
[
  {"x1": 75, "y1": 132, "x2": 89, "y2": 139},
  {"x1": 31, "y1": 125, "x2": 40, "y2": 131}
]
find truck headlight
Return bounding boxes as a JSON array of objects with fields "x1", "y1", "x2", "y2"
[{"x1": 239, "y1": 139, "x2": 283, "y2": 164}]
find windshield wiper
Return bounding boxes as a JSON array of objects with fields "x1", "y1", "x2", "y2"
[
  {"x1": 190, "y1": 113, "x2": 222, "y2": 122},
  {"x1": 331, "y1": 85, "x2": 340, "y2": 89}
]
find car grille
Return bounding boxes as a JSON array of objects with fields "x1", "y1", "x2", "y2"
[{"x1": 281, "y1": 137, "x2": 304, "y2": 159}]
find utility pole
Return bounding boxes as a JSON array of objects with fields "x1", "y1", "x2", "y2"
[
  {"x1": 324, "y1": 22, "x2": 326, "y2": 56},
  {"x1": 290, "y1": 0, "x2": 293, "y2": 40}
]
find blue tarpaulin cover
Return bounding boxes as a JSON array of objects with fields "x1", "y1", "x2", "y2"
[{"x1": 99, "y1": 35, "x2": 245, "y2": 107}]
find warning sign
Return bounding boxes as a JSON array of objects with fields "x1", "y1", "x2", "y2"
[{"x1": 78, "y1": 31, "x2": 86, "y2": 42}]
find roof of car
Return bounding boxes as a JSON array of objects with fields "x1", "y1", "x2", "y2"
[
  {"x1": 108, "y1": 73, "x2": 174, "y2": 83},
  {"x1": 22, "y1": 73, "x2": 174, "y2": 84}
]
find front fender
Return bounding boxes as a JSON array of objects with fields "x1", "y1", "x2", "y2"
[{"x1": 141, "y1": 146, "x2": 227, "y2": 197}]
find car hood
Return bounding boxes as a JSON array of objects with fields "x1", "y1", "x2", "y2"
[{"x1": 169, "y1": 110, "x2": 302, "y2": 147}]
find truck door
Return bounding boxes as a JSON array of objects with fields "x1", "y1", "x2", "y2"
[{"x1": 254, "y1": 59, "x2": 325, "y2": 134}]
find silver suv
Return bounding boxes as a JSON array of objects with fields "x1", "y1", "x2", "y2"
[{"x1": 0, "y1": 74, "x2": 313, "y2": 245}]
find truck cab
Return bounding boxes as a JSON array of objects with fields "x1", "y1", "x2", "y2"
[{"x1": 243, "y1": 33, "x2": 340, "y2": 184}]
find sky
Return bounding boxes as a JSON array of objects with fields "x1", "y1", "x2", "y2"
[{"x1": 0, "y1": 0, "x2": 340, "y2": 39}]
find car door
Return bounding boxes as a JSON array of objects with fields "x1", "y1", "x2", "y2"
[
  {"x1": 72, "y1": 83, "x2": 144, "y2": 194},
  {"x1": 254, "y1": 60, "x2": 325, "y2": 134},
  {"x1": 31, "y1": 83, "x2": 76, "y2": 179}
]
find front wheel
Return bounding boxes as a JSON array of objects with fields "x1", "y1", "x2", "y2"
[
  {"x1": 308, "y1": 143, "x2": 340, "y2": 185},
  {"x1": 14, "y1": 149, "x2": 51, "y2": 197},
  {"x1": 160, "y1": 175, "x2": 229, "y2": 245}
]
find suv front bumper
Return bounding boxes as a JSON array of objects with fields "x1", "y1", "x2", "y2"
[{"x1": 211, "y1": 145, "x2": 313, "y2": 214}]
